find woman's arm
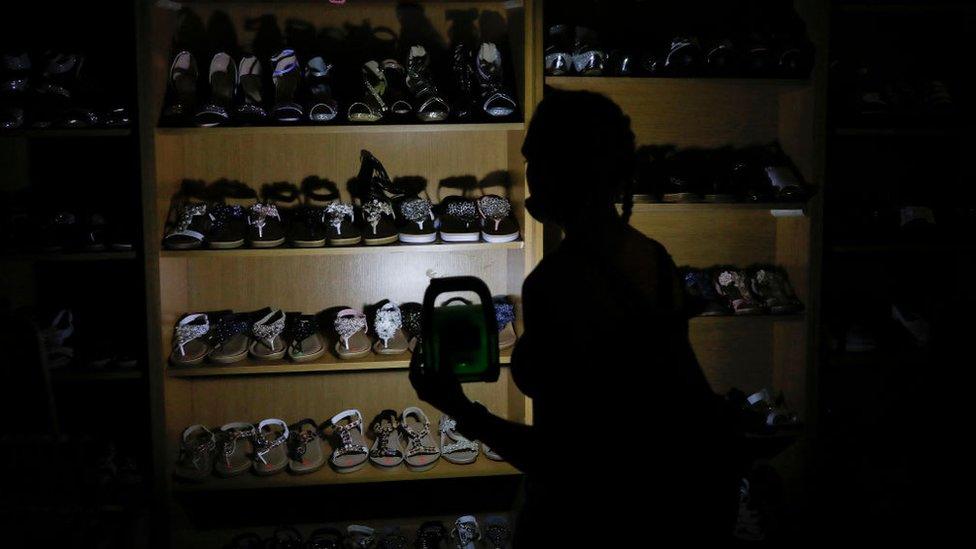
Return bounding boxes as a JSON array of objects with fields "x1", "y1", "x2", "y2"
[{"x1": 451, "y1": 400, "x2": 539, "y2": 474}]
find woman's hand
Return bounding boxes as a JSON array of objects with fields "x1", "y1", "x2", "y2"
[{"x1": 408, "y1": 347, "x2": 473, "y2": 417}]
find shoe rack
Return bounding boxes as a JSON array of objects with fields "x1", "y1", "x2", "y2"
[
  {"x1": 539, "y1": 0, "x2": 827, "y2": 495},
  {"x1": 137, "y1": 1, "x2": 539, "y2": 542}
]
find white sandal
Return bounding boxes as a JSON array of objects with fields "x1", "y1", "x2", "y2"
[
  {"x1": 451, "y1": 515, "x2": 482, "y2": 549},
  {"x1": 327, "y1": 409, "x2": 369, "y2": 473},
  {"x1": 372, "y1": 301, "x2": 408, "y2": 355},
  {"x1": 252, "y1": 418, "x2": 289, "y2": 476},
  {"x1": 249, "y1": 309, "x2": 286, "y2": 360},
  {"x1": 439, "y1": 415, "x2": 479, "y2": 465},
  {"x1": 170, "y1": 313, "x2": 211, "y2": 366},
  {"x1": 401, "y1": 407, "x2": 440, "y2": 472},
  {"x1": 334, "y1": 309, "x2": 370, "y2": 359},
  {"x1": 174, "y1": 424, "x2": 216, "y2": 481}
]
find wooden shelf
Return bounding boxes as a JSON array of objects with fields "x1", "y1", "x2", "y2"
[
  {"x1": 627, "y1": 202, "x2": 807, "y2": 214},
  {"x1": 168, "y1": 347, "x2": 513, "y2": 378},
  {"x1": 0, "y1": 128, "x2": 133, "y2": 138},
  {"x1": 833, "y1": 126, "x2": 962, "y2": 137},
  {"x1": 690, "y1": 314, "x2": 806, "y2": 323},
  {"x1": 546, "y1": 76, "x2": 811, "y2": 90},
  {"x1": 172, "y1": 458, "x2": 520, "y2": 492},
  {"x1": 155, "y1": 122, "x2": 524, "y2": 136},
  {"x1": 0, "y1": 251, "x2": 137, "y2": 262},
  {"x1": 829, "y1": 241, "x2": 975, "y2": 255},
  {"x1": 160, "y1": 241, "x2": 523, "y2": 259}
]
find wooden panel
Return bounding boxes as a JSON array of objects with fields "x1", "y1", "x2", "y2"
[
  {"x1": 545, "y1": 77, "x2": 804, "y2": 148},
  {"x1": 629, "y1": 210, "x2": 778, "y2": 267}
]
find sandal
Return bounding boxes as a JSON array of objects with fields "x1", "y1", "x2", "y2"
[
  {"x1": 334, "y1": 308, "x2": 370, "y2": 359},
  {"x1": 215, "y1": 422, "x2": 255, "y2": 477},
  {"x1": 40, "y1": 309, "x2": 74, "y2": 369},
  {"x1": 195, "y1": 52, "x2": 237, "y2": 127},
  {"x1": 164, "y1": 202, "x2": 210, "y2": 250},
  {"x1": 475, "y1": 43, "x2": 517, "y2": 118},
  {"x1": 206, "y1": 310, "x2": 252, "y2": 364},
  {"x1": 1, "y1": 51, "x2": 30, "y2": 130},
  {"x1": 477, "y1": 195, "x2": 519, "y2": 243},
  {"x1": 246, "y1": 203, "x2": 286, "y2": 248},
  {"x1": 482, "y1": 443, "x2": 503, "y2": 462},
  {"x1": 249, "y1": 309, "x2": 286, "y2": 360},
  {"x1": 381, "y1": 59, "x2": 413, "y2": 117},
  {"x1": 306, "y1": 528, "x2": 344, "y2": 549},
  {"x1": 305, "y1": 56, "x2": 338, "y2": 123},
  {"x1": 162, "y1": 50, "x2": 198, "y2": 123},
  {"x1": 291, "y1": 177, "x2": 337, "y2": 248},
  {"x1": 327, "y1": 409, "x2": 369, "y2": 473},
  {"x1": 544, "y1": 24, "x2": 573, "y2": 76},
  {"x1": 226, "y1": 533, "x2": 264, "y2": 549},
  {"x1": 285, "y1": 313, "x2": 326, "y2": 362},
  {"x1": 347, "y1": 60, "x2": 387, "y2": 123},
  {"x1": 235, "y1": 55, "x2": 267, "y2": 124},
  {"x1": 170, "y1": 313, "x2": 211, "y2": 366},
  {"x1": 376, "y1": 528, "x2": 409, "y2": 549},
  {"x1": 252, "y1": 418, "x2": 289, "y2": 475},
  {"x1": 439, "y1": 415, "x2": 479, "y2": 465},
  {"x1": 663, "y1": 36, "x2": 703, "y2": 75},
  {"x1": 572, "y1": 27, "x2": 607, "y2": 76},
  {"x1": 415, "y1": 522, "x2": 448, "y2": 549},
  {"x1": 269, "y1": 527, "x2": 303, "y2": 549},
  {"x1": 208, "y1": 180, "x2": 255, "y2": 249},
  {"x1": 438, "y1": 197, "x2": 480, "y2": 242},
  {"x1": 483, "y1": 516, "x2": 512, "y2": 549},
  {"x1": 451, "y1": 516, "x2": 482, "y2": 549},
  {"x1": 270, "y1": 49, "x2": 303, "y2": 123},
  {"x1": 288, "y1": 418, "x2": 326, "y2": 474},
  {"x1": 369, "y1": 409, "x2": 404, "y2": 468},
  {"x1": 373, "y1": 301, "x2": 408, "y2": 355},
  {"x1": 405, "y1": 46, "x2": 450, "y2": 122},
  {"x1": 451, "y1": 45, "x2": 477, "y2": 120},
  {"x1": 400, "y1": 302, "x2": 423, "y2": 351},
  {"x1": 682, "y1": 268, "x2": 732, "y2": 316},
  {"x1": 493, "y1": 296, "x2": 517, "y2": 350},
  {"x1": 397, "y1": 196, "x2": 437, "y2": 244},
  {"x1": 401, "y1": 406, "x2": 439, "y2": 472},
  {"x1": 714, "y1": 268, "x2": 762, "y2": 315},
  {"x1": 323, "y1": 200, "x2": 361, "y2": 246},
  {"x1": 346, "y1": 525, "x2": 375, "y2": 549},
  {"x1": 749, "y1": 266, "x2": 803, "y2": 315},
  {"x1": 174, "y1": 424, "x2": 215, "y2": 481},
  {"x1": 356, "y1": 151, "x2": 398, "y2": 246}
]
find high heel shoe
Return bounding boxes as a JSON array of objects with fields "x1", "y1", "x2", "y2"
[
  {"x1": 405, "y1": 46, "x2": 450, "y2": 122},
  {"x1": 305, "y1": 56, "x2": 338, "y2": 123},
  {"x1": 380, "y1": 59, "x2": 412, "y2": 117},
  {"x1": 162, "y1": 50, "x2": 198, "y2": 124},
  {"x1": 347, "y1": 60, "x2": 387, "y2": 123},
  {"x1": 476, "y1": 43, "x2": 517, "y2": 118},
  {"x1": 544, "y1": 24, "x2": 573, "y2": 76},
  {"x1": 270, "y1": 49, "x2": 303, "y2": 123},
  {"x1": 195, "y1": 52, "x2": 237, "y2": 127},
  {"x1": 235, "y1": 55, "x2": 267, "y2": 124},
  {"x1": 355, "y1": 150, "x2": 398, "y2": 245},
  {"x1": 451, "y1": 44, "x2": 477, "y2": 120}
]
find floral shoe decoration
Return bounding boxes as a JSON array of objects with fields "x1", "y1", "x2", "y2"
[
  {"x1": 399, "y1": 302, "x2": 423, "y2": 351},
  {"x1": 493, "y1": 296, "x2": 517, "y2": 350},
  {"x1": 334, "y1": 308, "x2": 370, "y2": 359},
  {"x1": 174, "y1": 424, "x2": 216, "y2": 481},
  {"x1": 361, "y1": 197, "x2": 397, "y2": 246},
  {"x1": 214, "y1": 422, "x2": 255, "y2": 477},
  {"x1": 483, "y1": 516, "x2": 512, "y2": 549},
  {"x1": 249, "y1": 309, "x2": 286, "y2": 360},
  {"x1": 285, "y1": 313, "x2": 326, "y2": 362},
  {"x1": 438, "y1": 197, "x2": 480, "y2": 242},
  {"x1": 170, "y1": 313, "x2": 211, "y2": 366},
  {"x1": 401, "y1": 406, "x2": 440, "y2": 472},
  {"x1": 246, "y1": 203, "x2": 286, "y2": 248},
  {"x1": 714, "y1": 268, "x2": 761, "y2": 315},
  {"x1": 327, "y1": 409, "x2": 369, "y2": 473},
  {"x1": 373, "y1": 301, "x2": 408, "y2": 355},
  {"x1": 323, "y1": 200, "x2": 361, "y2": 246},
  {"x1": 477, "y1": 195, "x2": 519, "y2": 243},
  {"x1": 164, "y1": 202, "x2": 209, "y2": 250},
  {"x1": 749, "y1": 266, "x2": 803, "y2": 315},
  {"x1": 439, "y1": 415, "x2": 480, "y2": 465},
  {"x1": 252, "y1": 418, "x2": 290, "y2": 476},
  {"x1": 451, "y1": 515, "x2": 482, "y2": 549},
  {"x1": 398, "y1": 196, "x2": 437, "y2": 244},
  {"x1": 206, "y1": 311, "x2": 252, "y2": 364},
  {"x1": 681, "y1": 267, "x2": 732, "y2": 317},
  {"x1": 287, "y1": 418, "x2": 326, "y2": 474},
  {"x1": 369, "y1": 409, "x2": 404, "y2": 468}
]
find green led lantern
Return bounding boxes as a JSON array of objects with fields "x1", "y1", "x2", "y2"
[{"x1": 421, "y1": 276, "x2": 500, "y2": 383}]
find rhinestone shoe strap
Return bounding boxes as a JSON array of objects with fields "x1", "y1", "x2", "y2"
[{"x1": 173, "y1": 313, "x2": 209, "y2": 356}]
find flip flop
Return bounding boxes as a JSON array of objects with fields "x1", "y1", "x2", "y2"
[
  {"x1": 169, "y1": 313, "x2": 211, "y2": 366},
  {"x1": 372, "y1": 301, "x2": 408, "y2": 355},
  {"x1": 286, "y1": 313, "x2": 326, "y2": 362},
  {"x1": 249, "y1": 309, "x2": 286, "y2": 360},
  {"x1": 207, "y1": 311, "x2": 251, "y2": 364},
  {"x1": 324, "y1": 201, "x2": 362, "y2": 246},
  {"x1": 334, "y1": 309, "x2": 370, "y2": 359}
]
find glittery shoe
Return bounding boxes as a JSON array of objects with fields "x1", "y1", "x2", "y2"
[
  {"x1": 252, "y1": 418, "x2": 289, "y2": 475},
  {"x1": 326, "y1": 409, "x2": 369, "y2": 473},
  {"x1": 174, "y1": 424, "x2": 215, "y2": 481},
  {"x1": 206, "y1": 310, "x2": 252, "y2": 364},
  {"x1": 169, "y1": 313, "x2": 211, "y2": 366},
  {"x1": 369, "y1": 409, "x2": 404, "y2": 468},
  {"x1": 439, "y1": 415, "x2": 479, "y2": 465},
  {"x1": 397, "y1": 196, "x2": 437, "y2": 244},
  {"x1": 401, "y1": 406, "x2": 439, "y2": 472},
  {"x1": 493, "y1": 296, "x2": 517, "y2": 350},
  {"x1": 451, "y1": 516, "x2": 482, "y2": 549},
  {"x1": 372, "y1": 301, "x2": 408, "y2": 355},
  {"x1": 214, "y1": 422, "x2": 255, "y2": 477},
  {"x1": 477, "y1": 195, "x2": 519, "y2": 243},
  {"x1": 248, "y1": 309, "x2": 286, "y2": 360},
  {"x1": 333, "y1": 308, "x2": 370, "y2": 359},
  {"x1": 287, "y1": 418, "x2": 326, "y2": 474},
  {"x1": 323, "y1": 200, "x2": 361, "y2": 246},
  {"x1": 285, "y1": 313, "x2": 326, "y2": 362},
  {"x1": 438, "y1": 196, "x2": 480, "y2": 242}
]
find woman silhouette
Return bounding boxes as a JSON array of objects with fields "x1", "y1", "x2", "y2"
[{"x1": 411, "y1": 90, "x2": 736, "y2": 544}]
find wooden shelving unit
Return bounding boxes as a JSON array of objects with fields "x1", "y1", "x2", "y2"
[{"x1": 160, "y1": 241, "x2": 523, "y2": 258}]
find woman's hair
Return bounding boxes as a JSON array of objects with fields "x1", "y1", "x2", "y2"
[{"x1": 521, "y1": 89, "x2": 637, "y2": 224}]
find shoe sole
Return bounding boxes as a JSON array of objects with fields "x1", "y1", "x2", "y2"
[
  {"x1": 208, "y1": 350, "x2": 248, "y2": 364},
  {"x1": 209, "y1": 240, "x2": 245, "y2": 249},
  {"x1": 399, "y1": 232, "x2": 437, "y2": 244},
  {"x1": 291, "y1": 239, "x2": 327, "y2": 248},
  {"x1": 288, "y1": 346, "x2": 327, "y2": 363},
  {"x1": 332, "y1": 460, "x2": 368, "y2": 474},
  {"x1": 363, "y1": 234, "x2": 399, "y2": 246},
  {"x1": 250, "y1": 349, "x2": 287, "y2": 360},
  {"x1": 406, "y1": 460, "x2": 439, "y2": 473},
  {"x1": 482, "y1": 232, "x2": 519, "y2": 243},
  {"x1": 250, "y1": 238, "x2": 286, "y2": 248},
  {"x1": 328, "y1": 236, "x2": 362, "y2": 246},
  {"x1": 440, "y1": 232, "x2": 480, "y2": 243}
]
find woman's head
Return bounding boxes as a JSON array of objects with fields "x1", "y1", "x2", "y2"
[{"x1": 521, "y1": 90, "x2": 636, "y2": 231}]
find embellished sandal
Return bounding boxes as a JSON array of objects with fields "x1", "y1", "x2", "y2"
[
  {"x1": 40, "y1": 309, "x2": 74, "y2": 369},
  {"x1": 346, "y1": 525, "x2": 376, "y2": 549},
  {"x1": 406, "y1": 46, "x2": 450, "y2": 122},
  {"x1": 376, "y1": 527, "x2": 409, "y2": 549},
  {"x1": 682, "y1": 268, "x2": 732, "y2": 316},
  {"x1": 749, "y1": 266, "x2": 803, "y2": 315},
  {"x1": 493, "y1": 296, "x2": 517, "y2": 350},
  {"x1": 397, "y1": 196, "x2": 437, "y2": 244},
  {"x1": 270, "y1": 527, "x2": 303, "y2": 549},
  {"x1": 246, "y1": 203, "x2": 285, "y2": 248},
  {"x1": 206, "y1": 310, "x2": 252, "y2": 364},
  {"x1": 323, "y1": 200, "x2": 361, "y2": 246},
  {"x1": 451, "y1": 516, "x2": 482, "y2": 549},
  {"x1": 235, "y1": 55, "x2": 267, "y2": 124},
  {"x1": 252, "y1": 418, "x2": 290, "y2": 475},
  {"x1": 164, "y1": 202, "x2": 210, "y2": 250},
  {"x1": 306, "y1": 56, "x2": 338, "y2": 123},
  {"x1": 415, "y1": 522, "x2": 448, "y2": 549},
  {"x1": 438, "y1": 197, "x2": 480, "y2": 242},
  {"x1": 174, "y1": 424, "x2": 215, "y2": 481},
  {"x1": 288, "y1": 418, "x2": 326, "y2": 474},
  {"x1": 207, "y1": 180, "x2": 255, "y2": 249},
  {"x1": 249, "y1": 309, "x2": 286, "y2": 360},
  {"x1": 170, "y1": 313, "x2": 211, "y2": 366},
  {"x1": 195, "y1": 52, "x2": 237, "y2": 127},
  {"x1": 451, "y1": 45, "x2": 477, "y2": 120},
  {"x1": 306, "y1": 528, "x2": 344, "y2": 549},
  {"x1": 334, "y1": 308, "x2": 370, "y2": 359},
  {"x1": 162, "y1": 51, "x2": 198, "y2": 124},
  {"x1": 476, "y1": 43, "x2": 517, "y2": 118},
  {"x1": 400, "y1": 302, "x2": 423, "y2": 352},
  {"x1": 271, "y1": 49, "x2": 303, "y2": 123},
  {"x1": 382, "y1": 59, "x2": 413, "y2": 117},
  {"x1": 714, "y1": 268, "x2": 762, "y2": 315},
  {"x1": 215, "y1": 422, "x2": 255, "y2": 477},
  {"x1": 478, "y1": 195, "x2": 519, "y2": 243},
  {"x1": 285, "y1": 313, "x2": 326, "y2": 362},
  {"x1": 439, "y1": 415, "x2": 479, "y2": 465},
  {"x1": 347, "y1": 60, "x2": 387, "y2": 123},
  {"x1": 369, "y1": 409, "x2": 404, "y2": 468},
  {"x1": 373, "y1": 301, "x2": 408, "y2": 355},
  {"x1": 401, "y1": 406, "x2": 439, "y2": 472},
  {"x1": 483, "y1": 516, "x2": 512, "y2": 549},
  {"x1": 326, "y1": 409, "x2": 369, "y2": 473},
  {"x1": 356, "y1": 150, "x2": 398, "y2": 246}
]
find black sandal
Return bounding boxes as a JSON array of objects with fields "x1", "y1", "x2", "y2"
[
  {"x1": 195, "y1": 52, "x2": 236, "y2": 127},
  {"x1": 289, "y1": 176, "x2": 337, "y2": 248},
  {"x1": 405, "y1": 46, "x2": 450, "y2": 122},
  {"x1": 306, "y1": 528, "x2": 343, "y2": 549},
  {"x1": 306, "y1": 56, "x2": 338, "y2": 123},
  {"x1": 1, "y1": 51, "x2": 30, "y2": 130},
  {"x1": 162, "y1": 51, "x2": 198, "y2": 125},
  {"x1": 347, "y1": 60, "x2": 387, "y2": 123},
  {"x1": 235, "y1": 55, "x2": 267, "y2": 124},
  {"x1": 270, "y1": 49, "x2": 303, "y2": 123},
  {"x1": 208, "y1": 180, "x2": 255, "y2": 249},
  {"x1": 451, "y1": 45, "x2": 477, "y2": 120},
  {"x1": 381, "y1": 59, "x2": 413, "y2": 117},
  {"x1": 355, "y1": 150, "x2": 398, "y2": 245}
]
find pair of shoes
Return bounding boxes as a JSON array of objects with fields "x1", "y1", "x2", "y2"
[
  {"x1": 436, "y1": 195, "x2": 520, "y2": 243},
  {"x1": 333, "y1": 301, "x2": 413, "y2": 359},
  {"x1": 11, "y1": 209, "x2": 133, "y2": 253},
  {"x1": 175, "y1": 418, "x2": 328, "y2": 480},
  {"x1": 168, "y1": 309, "x2": 325, "y2": 366},
  {"x1": 681, "y1": 266, "x2": 803, "y2": 316},
  {"x1": 545, "y1": 25, "x2": 608, "y2": 76},
  {"x1": 330, "y1": 407, "x2": 439, "y2": 473},
  {"x1": 163, "y1": 49, "x2": 338, "y2": 127}
]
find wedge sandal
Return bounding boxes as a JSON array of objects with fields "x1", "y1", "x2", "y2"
[
  {"x1": 439, "y1": 415, "x2": 479, "y2": 465},
  {"x1": 334, "y1": 308, "x2": 370, "y2": 359},
  {"x1": 478, "y1": 195, "x2": 519, "y2": 243},
  {"x1": 235, "y1": 55, "x2": 267, "y2": 124},
  {"x1": 206, "y1": 311, "x2": 251, "y2": 364},
  {"x1": 215, "y1": 422, "x2": 255, "y2": 477},
  {"x1": 162, "y1": 50, "x2": 198, "y2": 123},
  {"x1": 369, "y1": 409, "x2": 404, "y2": 468},
  {"x1": 288, "y1": 418, "x2": 326, "y2": 474},
  {"x1": 401, "y1": 407, "x2": 439, "y2": 472},
  {"x1": 306, "y1": 56, "x2": 338, "y2": 123},
  {"x1": 286, "y1": 313, "x2": 326, "y2": 362},
  {"x1": 249, "y1": 309, "x2": 286, "y2": 360},
  {"x1": 397, "y1": 196, "x2": 437, "y2": 244},
  {"x1": 373, "y1": 301, "x2": 408, "y2": 355},
  {"x1": 174, "y1": 424, "x2": 215, "y2": 481},
  {"x1": 252, "y1": 418, "x2": 289, "y2": 475},
  {"x1": 493, "y1": 296, "x2": 517, "y2": 350},
  {"x1": 170, "y1": 313, "x2": 211, "y2": 366},
  {"x1": 327, "y1": 409, "x2": 369, "y2": 473}
]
